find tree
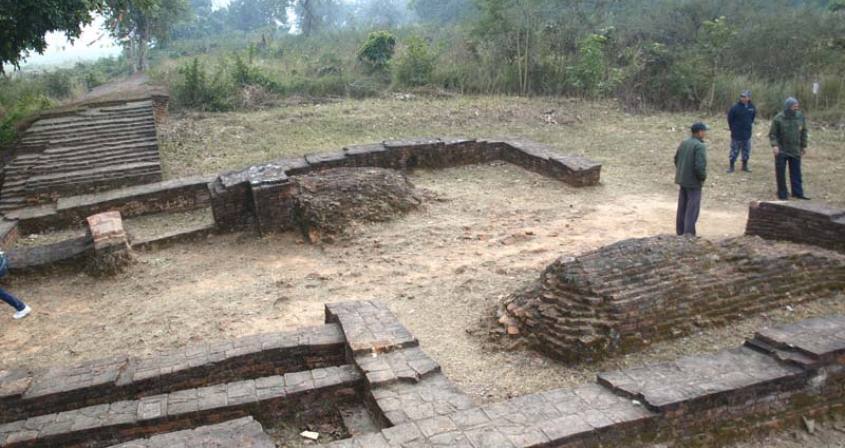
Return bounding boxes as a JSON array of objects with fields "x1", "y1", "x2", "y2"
[
  {"x1": 410, "y1": 0, "x2": 475, "y2": 24},
  {"x1": 0, "y1": 0, "x2": 101, "y2": 73},
  {"x1": 103, "y1": 0, "x2": 190, "y2": 72},
  {"x1": 295, "y1": 0, "x2": 342, "y2": 36},
  {"x1": 225, "y1": 0, "x2": 290, "y2": 32},
  {"x1": 697, "y1": 16, "x2": 735, "y2": 110}
]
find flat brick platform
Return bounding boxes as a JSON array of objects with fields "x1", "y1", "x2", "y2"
[
  {"x1": 497, "y1": 234, "x2": 845, "y2": 362},
  {"x1": 746, "y1": 200, "x2": 845, "y2": 253},
  {"x1": 2, "y1": 301, "x2": 845, "y2": 447}
]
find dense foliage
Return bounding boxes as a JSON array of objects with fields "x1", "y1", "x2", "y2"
[{"x1": 2, "y1": 0, "x2": 844, "y2": 133}]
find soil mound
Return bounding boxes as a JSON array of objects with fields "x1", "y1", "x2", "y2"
[{"x1": 292, "y1": 167, "x2": 423, "y2": 243}]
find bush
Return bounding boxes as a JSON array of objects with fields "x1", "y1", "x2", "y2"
[
  {"x1": 172, "y1": 58, "x2": 234, "y2": 111},
  {"x1": 0, "y1": 94, "x2": 53, "y2": 146},
  {"x1": 394, "y1": 36, "x2": 435, "y2": 87},
  {"x1": 42, "y1": 70, "x2": 79, "y2": 99},
  {"x1": 357, "y1": 31, "x2": 397, "y2": 73}
]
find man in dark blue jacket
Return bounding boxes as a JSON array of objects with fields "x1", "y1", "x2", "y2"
[{"x1": 726, "y1": 90, "x2": 756, "y2": 173}]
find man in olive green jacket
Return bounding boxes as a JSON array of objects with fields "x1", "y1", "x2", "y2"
[
  {"x1": 674, "y1": 122, "x2": 709, "y2": 236},
  {"x1": 769, "y1": 97, "x2": 810, "y2": 200}
]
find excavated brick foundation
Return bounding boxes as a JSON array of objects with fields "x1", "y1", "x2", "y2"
[
  {"x1": 496, "y1": 235, "x2": 845, "y2": 363},
  {"x1": 2, "y1": 301, "x2": 845, "y2": 447}
]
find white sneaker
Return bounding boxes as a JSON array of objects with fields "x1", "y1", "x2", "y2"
[{"x1": 13, "y1": 305, "x2": 31, "y2": 320}]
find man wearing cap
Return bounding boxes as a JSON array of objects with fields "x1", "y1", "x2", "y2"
[
  {"x1": 674, "y1": 122, "x2": 709, "y2": 236},
  {"x1": 769, "y1": 97, "x2": 810, "y2": 200},
  {"x1": 726, "y1": 90, "x2": 756, "y2": 173}
]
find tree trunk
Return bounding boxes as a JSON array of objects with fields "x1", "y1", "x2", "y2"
[{"x1": 137, "y1": 24, "x2": 150, "y2": 72}]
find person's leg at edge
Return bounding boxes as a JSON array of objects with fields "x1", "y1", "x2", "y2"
[
  {"x1": 0, "y1": 287, "x2": 25, "y2": 312},
  {"x1": 676, "y1": 187, "x2": 688, "y2": 236},
  {"x1": 728, "y1": 140, "x2": 739, "y2": 173},
  {"x1": 788, "y1": 156, "x2": 805, "y2": 198},
  {"x1": 775, "y1": 154, "x2": 789, "y2": 199},
  {"x1": 683, "y1": 188, "x2": 702, "y2": 236},
  {"x1": 741, "y1": 139, "x2": 752, "y2": 172}
]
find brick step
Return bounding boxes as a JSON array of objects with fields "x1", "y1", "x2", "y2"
[
  {"x1": 21, "y1": 119, "x2": 157, "y2": 142},
  {"x1": 24, "y1": 123, "x2": 157, "y2": 143},
  {"x1": 0, "y1": 325, "x2": 346, "y2": 424},
  {"x1": 38, "y1": 139, "x2": 160, "y2": 160},
  {"x1": 0, "y1": 366, "x2": 361, "y2": 448},
  {"x1": 33, "y1": 128, "x2": 158, "y2": 150},
  {"x1": 27, "y1": 163, "x2": 163, "y2": 190},
  {"x1": 23, "y1": 115, "x2": 156, "y2": 137},
  {"x1": 30, "y1": 106, "x2": 153, "y2": 128},
  {"x1": 29, "y1": 152, "x2": 161, "y2": 176}
]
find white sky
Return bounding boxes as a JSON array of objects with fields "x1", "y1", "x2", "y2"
[
  {"x1": 15, "y1": 1, "x2": 268, "y2": 70},
  {"x1": 18, "y1": 16, "x2": 122, "y2": 70}
]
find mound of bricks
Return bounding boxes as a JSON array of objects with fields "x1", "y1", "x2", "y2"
[
  {"x1": 0, "y1": 99, "x2": 164, "y2": 212},
  {"x1": 746, "y1": 200, "x2": 845, "y2": 253},
  {"x1": 497, "y1": 234, "x2": 845, "y2": 362}
]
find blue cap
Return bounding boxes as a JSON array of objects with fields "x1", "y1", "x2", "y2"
[
  {"x1": 785, "y1": 97, "x2": 799, "y2": 108},
  {"x1": 691, "y1": 122, "x2": 710, "y2": 133}
]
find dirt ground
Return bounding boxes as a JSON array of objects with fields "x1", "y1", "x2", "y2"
[{"x1": 1, "y1": 96, "x2": 844, "y2": 447}]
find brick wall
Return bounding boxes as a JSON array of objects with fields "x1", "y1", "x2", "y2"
[
  {"x1": 327, "y1": 307, "x2": 845, "y2": 448},
  {"x1": 10, "y1": 178, "x2": 213, "y2": 234},
  {"x1": 746, "y1": 200, "x2": 845, "y2": 253},
  {"x1": 209, "y1": 137, "x2": 601, "y2": 235},
  {"x1": 498, "y1": 235, "x2": 845, "y2": 363},
  {"x1": 0, "y1": 324, "x2": 346, "y2": 425}
]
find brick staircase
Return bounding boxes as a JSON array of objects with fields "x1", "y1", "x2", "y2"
[{"x1": 0, "y1": 99, "x2": 163, "y2": 212}]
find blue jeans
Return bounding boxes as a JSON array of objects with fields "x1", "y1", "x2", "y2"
[
  {"x1": 0, "y1": 287, "x2": 25, "y2": 312},
  {"x1": 676, "y1": 187, "x2": 702, "y2": 236},
  {"x1": 730, "y1": 139, "x2": 751, "y2": 162},
  {"x1": 775, "y1": 154, "x2": 803, "y2": 199}
]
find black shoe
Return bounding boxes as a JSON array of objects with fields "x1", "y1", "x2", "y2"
[
  {"x1": 727, "y1": 162, "x2": 735, "y2": 173},
  {"x1": 793, "y1": 195, "x2": 811, "y2": 200},
  {"x1": 741, "y1": 161, "x2": 751, "y2": 172}
]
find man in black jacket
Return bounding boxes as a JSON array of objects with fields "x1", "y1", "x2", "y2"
[{"x1": 726, "y1": 90, "x2": 756, "y2": 173}]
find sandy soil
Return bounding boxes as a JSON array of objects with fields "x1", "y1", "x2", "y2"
[
  {"x1": 2, "y1": 163, "x2": 841, "y2": 401},
  {"x1": 1, "y1": 95, "x2": 844, "y2": 447}
]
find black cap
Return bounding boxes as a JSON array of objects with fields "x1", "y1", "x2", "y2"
[{"x1": 691, "y1": 122, "x2": 710, "y2": 133}]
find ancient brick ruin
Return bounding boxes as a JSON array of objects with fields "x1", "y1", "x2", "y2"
[
  {"x1": 208, "y1": 138, "x2": 601, "y2": 234},
  {"x1": 496, "y1": 235, "x2": 845, "y2": 363},
  {"x1": 746, "y1": 200, "x2": 845, "y2": 253},
  {"x1": 0, "y1": 98, "x2": 165, "y2": 212},
  {"x1": 2, "y1": 301, "x2": 845, "y2": 447},
  {"x1": 0, "y1": 137, "x2": 601, "y2": 270}
]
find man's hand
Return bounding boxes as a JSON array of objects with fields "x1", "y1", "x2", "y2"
[
  {"x1": 772, "y1": 146, "x2": 780, "y2": 157},
  {"x1": 801, "y1": 148, "x2": 807, "y2": 157}
]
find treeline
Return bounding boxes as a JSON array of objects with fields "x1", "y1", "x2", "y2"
[
  {"x1": 158, "y1": 0, "x2": 845, "y2": 119},
  {"x1": 2, "y1": 0, "x2": 844, "y2": 141}
]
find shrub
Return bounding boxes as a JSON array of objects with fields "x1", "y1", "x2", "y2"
[
  {"x1": 42, "y1": 70, "x2": 79, "y2": 99},
  {"x1": 0, "y1": 94, "x2": 53, "y2": 146},
  {"x1": 357, "y1": 31, "x2": 397, "y2": 73},
  {"x1": 394, "y1": 36, "x2": 435, "y2": 87},
  {"x1": 173, "y1": 58, "x2": 234, "y2": 111}
]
